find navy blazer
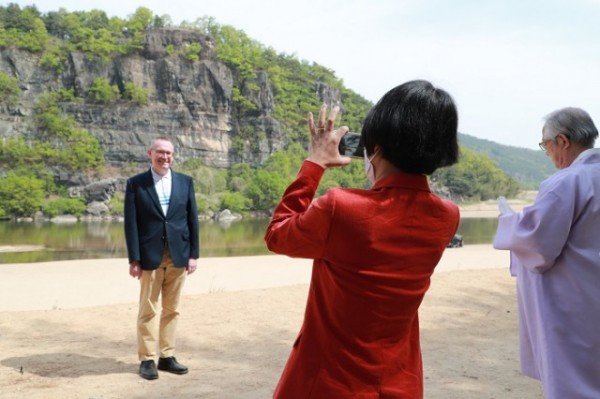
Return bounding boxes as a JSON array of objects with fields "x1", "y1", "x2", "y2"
[{"x1": 124, "y1": 169, "x2": 199, "y2": 270}]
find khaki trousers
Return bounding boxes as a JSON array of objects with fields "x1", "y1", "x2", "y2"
[{"x1": 137, "y1": 249, "x2": 187, "y2": 361}]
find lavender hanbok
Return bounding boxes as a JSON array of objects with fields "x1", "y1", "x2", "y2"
[{"x1": 493, "y1": 148, "x2": 600, "y2": 399}]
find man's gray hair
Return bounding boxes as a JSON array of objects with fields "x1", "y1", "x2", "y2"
[
  {"x1": 150, "y1": 136, "x2": 174, "y2": 150},
  {"x1": 543, "y1": 107, "x2": 598, "y2": 148}
]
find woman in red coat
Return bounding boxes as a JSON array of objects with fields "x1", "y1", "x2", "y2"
[{"x1": 265, "y1": 80, "x2": 460, "y2": 398}]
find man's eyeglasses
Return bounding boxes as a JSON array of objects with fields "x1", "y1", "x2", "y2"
[
  {"x1": 538, "y1": 139, "x2": 553, "y2": 152},
  {"x1": 539, "y1": 133, "x2": 570, "y2": 152}
]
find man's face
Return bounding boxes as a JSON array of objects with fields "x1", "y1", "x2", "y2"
[
  {"x1": 540, "y1": 135, "x2": 559, "y2": 168},
  {"x1": 148, "y1": 139, "x2": 174, "y2": 174},
  {"x1": 541, "y1": 129, "x2": 569, "y2": 169}
]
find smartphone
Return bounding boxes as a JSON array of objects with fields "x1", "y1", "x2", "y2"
[{"x1": 338, "y1": 132, "x2": 364, "y2": 158}]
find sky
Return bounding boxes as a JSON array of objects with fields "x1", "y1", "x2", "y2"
[{"x1": 5, "y1": 0, "x2": 600, "y2": 149}]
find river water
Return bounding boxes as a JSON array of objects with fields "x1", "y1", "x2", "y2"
[{"x1": 0, "y1": 218, "x2": 498, "y2": 264}]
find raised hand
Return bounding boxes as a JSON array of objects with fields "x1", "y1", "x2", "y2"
[{"x1": 307, "y1": 104, "x2": 352, "y2": 168}]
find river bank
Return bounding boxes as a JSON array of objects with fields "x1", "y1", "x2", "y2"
[
  {"x1": 0, "y1": 247, "x2": 542, "y2": 398},
  {"x1": 458, "y1": 192, "x2": 534, "y2": 218}
]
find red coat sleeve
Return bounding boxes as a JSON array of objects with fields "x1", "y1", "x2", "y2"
[{"x1": 265, "y1": 160, "x2": 334, "y2": 259}]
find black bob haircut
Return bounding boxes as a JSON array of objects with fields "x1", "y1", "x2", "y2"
[{"x1": 361, "y1": 80, "x2": 459, "y2": 175}]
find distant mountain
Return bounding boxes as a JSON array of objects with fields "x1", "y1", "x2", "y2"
[{"x1": 458, "y1": 133, "x2": 555, "y2": 189}]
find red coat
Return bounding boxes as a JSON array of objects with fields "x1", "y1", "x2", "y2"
[{"x1": 265, "y1": 161, "x2": 460, "y2": 398}]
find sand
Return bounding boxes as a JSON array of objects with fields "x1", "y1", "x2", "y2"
[
  {"x1": 0, "y1": 245, "x2": 543, "y2": 398},
  {"x1": 458, "y1": 196, "x2": 533, "y2": 218}
]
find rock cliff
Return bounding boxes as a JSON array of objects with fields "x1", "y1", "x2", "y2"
[{"x1": 0, "y1": 28, "x2": 288, "y2": 171}]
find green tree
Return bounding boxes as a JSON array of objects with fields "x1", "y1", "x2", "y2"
[
  {"x1": 432, "y1": 148, "x2": 520, "y2": 201},
  {"x1": 318, "y1": 160, "x2": 368, "y2": 195},
  {"x1": 152, "y1": 14, "x2": 172, "y2": 28},
  {"x1": 0, "y1": 172, "x2": 44, "y2": 217},
  {"x1": 42, "y1": 8, "x2": 73, "y2": 39},
  {"x1": 184, "y1": 42, "x2": 202, "y2": 61},
  {"x1": 247, "y1": 169, "x2": 288, "y2": 210},
  {"x1": 262, "y1": 143, "x2": 307, "y2": 176},
  {"x1": 33, "y1": 91, "x2": 104, "y2": 170},
  {"x1": 0, "y1": 137, "x2": 56, "y2": 168},
  {"x1": 0, "y1": 4, "x2": 49, "y2": 52},
  {"x1": 227, "y1": 163, "x2": 255, "y2": 192},
  {"x1": 127, "y1": 7, "x2": 153, "y2": 32},
  {"x1": 40, "y1": 39, "x2": 69, "y2": 72},
  {"x1": 123, "y1": 82, "x2": 149, "y2": 105},
  {"x1": 0, "y1": 4, "x2": 41, "y2": 31},
  {"x1": 179, "y1": 160, "x2": 227, "y2": 196},
  {"x1": 38, "y1": 8, "x2": 134, "y2": 61},
  {"x1": 88, "y1": 77, "x2": 120, "y2": 104},
  {"x1": 0, "y1": 72, "x2": 20, "y2": 106},
  {"x1": 213, "y1": 25, "x2": 262, "y2": 80},
  {"x1": 220, "y1": 192, "x2": 251, "y2": 212},
  {"x1": 73, "y1": 27, "x2": 121, "y2": 62},
  {"x1": 231, "y1": 87, "x2": 257, "y2": 112},
  {"x1": 77, "y1": 9, "x2": 109, "y2": 30},
  {"x1": 126, "y1": 7, "x2": 153, "y2": 51},
  {"x1": 43, "y1": 197, "x2": 86, "y2": 217},
  {"x1": 60, "y1": 127, "x2": 104, "y2": 169}
]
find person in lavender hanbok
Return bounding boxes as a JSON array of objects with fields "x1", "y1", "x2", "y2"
[{"x1": 493, "y1": 107, "x2": 600, "y2": 399}]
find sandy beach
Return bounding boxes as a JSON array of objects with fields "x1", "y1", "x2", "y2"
[
  {"x1": 0, "y1": 245, "x2": 543, "y2": 398},
  {"x1": 458, "y1": 195, "x2": 533, "y2": 218}
]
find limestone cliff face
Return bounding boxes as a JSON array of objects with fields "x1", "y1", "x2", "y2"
[{"x1": 0, "y1": 28, "x2": 285, "y2": 171}]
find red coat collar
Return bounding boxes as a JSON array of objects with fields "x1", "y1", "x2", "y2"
[{"x1": 372, "y1": 170, "x2": 430, "y2": 192}]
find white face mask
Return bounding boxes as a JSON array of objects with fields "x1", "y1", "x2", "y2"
[{"x1": 363, "y1": 148, "x2": 378, "y2": 184}]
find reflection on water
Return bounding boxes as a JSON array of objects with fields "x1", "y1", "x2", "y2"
[
  {"x1": 456, "y1": 218, "x2": 499, "y2": 245},
  {"x1": 0, "y1": 219, "x2": 271, "y2": 264},
  {"x1": 0, "y1": 218, "x2": 499, "y2": 264}
]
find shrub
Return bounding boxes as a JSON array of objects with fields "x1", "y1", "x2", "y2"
[
  {"x1": 231, "y1": 87, "x2": 257, "y2": 112},
  {"x1": 0, "y1": 71, "x2": 20, "y2": 106},
  {"x1": 4, "y1": 17, "x2": 49, "y2": 52},
  {"x1": 123, "y1": 82, "x2": 149, "y2": 105},
  {"x1": 220, "y1": 192, "x2": 251, "y2": 213},
  {"x1": 109, "y1": 192, "x2": 124, "y2": 215},
  {"x1": 227, "y1": 163, "x2": 255, "y2": 192},
  {"x1": 0, "y1": 140, "x2": 61, "y2": 195},
  {"x1": 58, "y1": 128, "x2": 104, "y2": 169},
  {"x1": 179, "y1": 160, "x2": 227, "y2": 195},
  {"x1": 247, "y1": 170, "x2": 288, "y2": 211},
  {"x1": 32, "y1": 92, "x2": 104, "y2": 170},
  {"x1": 196, "y1": 193, "x2": 220, "y2": 214},
  {"x1": 432, "y1": 147, "x2": 521, "y2": 201},
  {"x1": 87, "y1": 77, "x2": 120, "y2": 104},
  {"x1": 54, "y1": 88, "x2": 78, "y2": 102},
  {"x1": 184, "y1": 42, "x2": 202, "y2": 61},
  {"x1": 40, "y1": 40, "x2": 68, "y2": 73},
  {"x1": 127, "y1": 7, "x2": 153, "y2": 32},
  {"x1": 0, "y1": 173, "x2": 44, "y2": 217},
  {"x1": 43, "y1": 197, "x2": 86, "y2": 217},
  {"x1": 195, "y1": 194, "x2": 209, "y2": 214}
]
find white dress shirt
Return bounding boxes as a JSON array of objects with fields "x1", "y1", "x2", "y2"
[{"x1": 151, "y1": 168, "x2": 172, "y2": 215}]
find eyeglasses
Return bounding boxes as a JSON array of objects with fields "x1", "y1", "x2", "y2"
[
  {"x1": 538, "y1": 139, "x2": 553, "y2": 152},
  {"x1": 539, "y1": 133, "x2": 570, "y2": 152}
]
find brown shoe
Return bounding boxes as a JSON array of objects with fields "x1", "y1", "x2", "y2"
[
  {"x1": 139, "y1": 360, "x2": 158, "y2": 380},
  {"x1": 157, "y1": 356, "x2": 188, "y2": 375}
]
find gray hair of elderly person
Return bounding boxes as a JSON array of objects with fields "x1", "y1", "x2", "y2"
[{"x1": 543, "y1": 107, "x2": 598, "y2": 148}]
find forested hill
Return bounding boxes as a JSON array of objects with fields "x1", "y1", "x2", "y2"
[
  {"x1": 459, "y1": 133, "x2": 555, "y2": 189},
  {"x1": 0, "y1": 4, "x2": 543, "y2": 218}
]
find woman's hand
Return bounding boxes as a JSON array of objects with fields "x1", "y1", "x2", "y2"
[{"x1": 306, "y1": 104, "x2": 352, "y2": 169}]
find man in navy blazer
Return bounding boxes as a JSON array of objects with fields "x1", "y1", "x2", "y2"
[{"x1": 124, "y1": 137, "x2": 199, "y2": 380}]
